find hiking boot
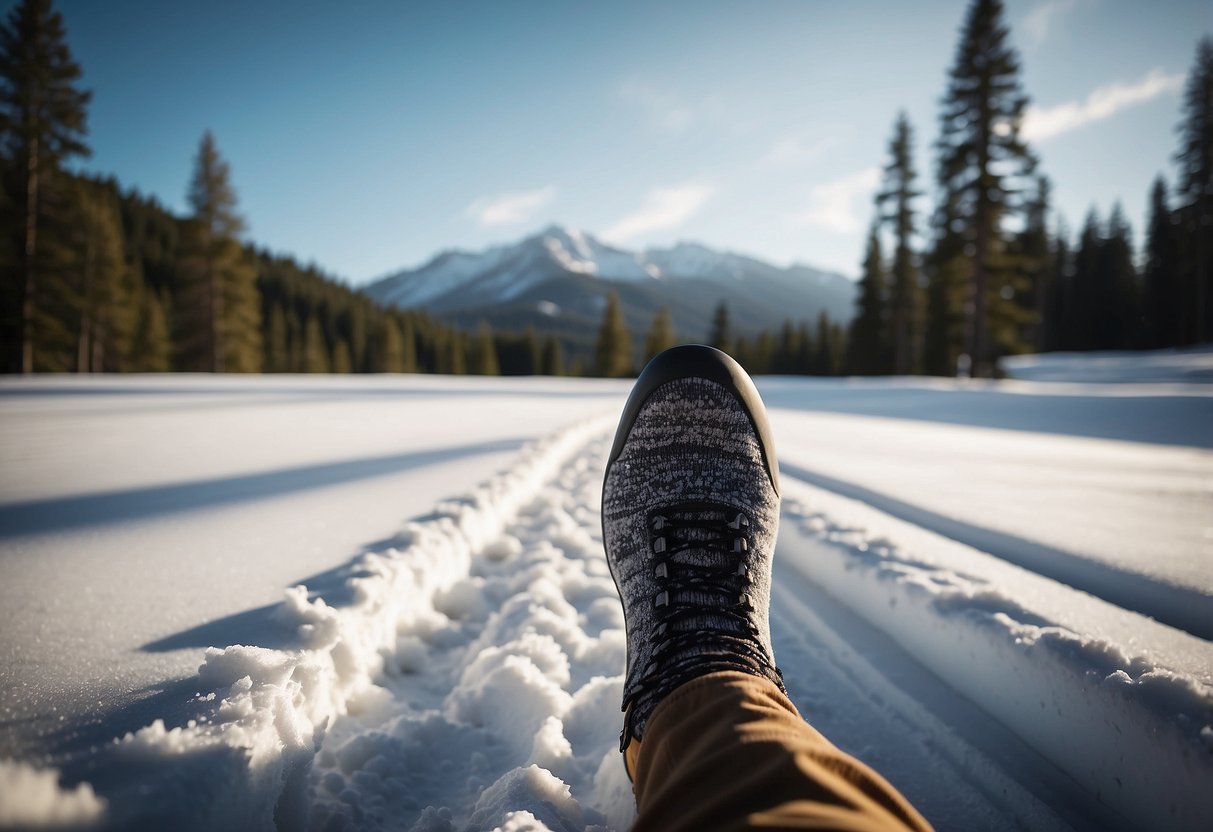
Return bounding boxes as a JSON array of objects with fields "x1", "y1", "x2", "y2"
[{"x1": 602, "y1": 344, "x2": 784, "y2": 752}]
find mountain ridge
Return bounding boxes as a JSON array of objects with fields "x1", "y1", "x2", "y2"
[{"x1": 363, "y1": 226, "x2": 857, "y2": 350}]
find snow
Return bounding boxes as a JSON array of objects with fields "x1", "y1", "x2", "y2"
[
  {"x1": 1, "y1": 361, "x2": 1211, "y2": 830},
  {"x1": 1000, "y1": 346, "x2": 1213, "y2": 385},
  {"x1": 364, "y1": 227, "x2": 851, "y2": 312},
  {"x1": 0, "y1": 760, "x2": 105, "y2": 828}
]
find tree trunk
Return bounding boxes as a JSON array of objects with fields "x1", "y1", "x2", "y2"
[
  {"x1": 972, "y1": 206, "x2": 989, "y2": 376},
  {"x1": 209, "y1": 239, "x2": 224, "y2": 373},
  {"x1": 21, "y1": 136, "x2": 39, "y2": 374},
  {"x1": 77, "y1": 313, "x2": 90, "y2": 372}
]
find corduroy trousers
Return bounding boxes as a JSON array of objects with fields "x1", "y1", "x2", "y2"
[{"x1": 625, "y1": 671, "x2": 933, "y2": 832}]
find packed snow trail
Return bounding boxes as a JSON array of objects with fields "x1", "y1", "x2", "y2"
[{"x1": 9, "y1": 412, "x2": 1208, "y2": 831}]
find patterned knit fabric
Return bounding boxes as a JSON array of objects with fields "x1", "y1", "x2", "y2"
[{"x1": 603, "y1": 376, "x2": 783, "y2": 742}]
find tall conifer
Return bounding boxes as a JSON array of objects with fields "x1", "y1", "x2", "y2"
[
  {"x1": 302, "y1": 316, "x2": 328, "y2": 373},
  {"x1": 877, "y1": 112, "x2": 921, "y2": 374},
  {"x1": 176, "y1": 132, "x2": 261, "y2": 372},
  {"x1": 709, "y1": 301, "x2": 732, "y2": 355},
  {"x1": 540, "y1": 336, "x2": 564, "y2": 376},
  {"x1": 642, "y1": 306, "x2": 675, "y2": 364},
  {"x1": 1093, "y1": 205, "x2": 1138, "y2": 349},
  {"x1": 131, "y1": 288, "x2": 170, "y2": 372},
  {"x1": 1143, "y1": 177, "x2": 1179, "y2": 348},
  {"x1": 76, "y1": 187, "x2": 132, "y2": 371},
  {"x1": 473, "y1": 321, "x2": 499, "y2": 375},
  {"x1": 846, "y1": 224, "x2": 890, "y2": 375},
  {"x1": 0, "y1": 0, "x2": 91, "y2": 372},
  {"x1": 1174, "y1": 37, "x2": 1213, "y2": 344},
  {"x1": 592, "y1": 291, "x2": 631, "y2": 377},
  {"x1": 937, "y1": 0, "x2": 1035, "y2": 375},
  {"x1": 1070, "y1": 209, "x2": 1102, "y2": 350}
]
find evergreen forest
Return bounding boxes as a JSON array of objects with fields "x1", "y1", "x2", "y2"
[{"x1": 1, "y1": 0, "x2": 1209, "y2": 379}]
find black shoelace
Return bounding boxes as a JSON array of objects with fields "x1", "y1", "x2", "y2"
[{"x1": 620, "y1": 504, "x2": 782, "y2": 750}]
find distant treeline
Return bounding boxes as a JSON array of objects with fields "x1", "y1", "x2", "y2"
[
  {"x1": 845, "y1": 0, "x2": 1212, "y2": 378},
  {"x1": 5, "y1": 0, "x2": 1209, "y2": 380},
  {"x1": 587, "y1": 293, "x2": 847, "y2": 378}
]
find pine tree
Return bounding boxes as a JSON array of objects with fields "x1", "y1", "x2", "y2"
[
  {"x1": 1017, "y1": 176, "x2": 1052, "y2": 352},
  {"x1": 796, "y1": 321, "x2": 814, "y2": 374},
  {"x1": 266, "y1": 302, "x2": 289, "y2": 372},
  {"x1": 302, "y1": 316, "x2": 328, "y2": 373},
  {"x1": 1093, "y1": 204, "x2": 1138, "y2": 349},
  {"x1": 331, "y1": 337, "x2": 352, "y2": 373},
  {"x1": 447, "y1": 330, "x2": 467, "y2": 375},
  {"x1": 131, "y1": 287, "x2": 170, "y2": 372},
  {"x1": 472, "y1": 321, "x2": 499, "y2": 375},
  {"x1": 373, "y1": 316, "x2": 403, "y2": 372},
  {"x1": 1174, "y1": 37, "x2": 1213, "y2": 345},
  {"x1": 522, "y1": 325, "x2": 541, "y2": 374},
  {"x1": 592, "y1": 291, "x2": 632, "y2": 377},
  {"x1": 937, "y1": 0, "x2": 1036, "y2": 375},
  {"x1": 75, "y1": 187, "x2": 133, "y2": 371},
  {"x1": 642, "y1": 306, "x2": 676, "y2": 364},
  {"x1": 877, "y1": 112, "x2": 921, "y2": 374},
  {"x1": 1070, "y1": 209, "x2": 1102, "y2": 350},
  {"x1": 752, "y1": 330, "x2": 775, "y2": 375},
  {"x1": 1041, "y1": 217, "x2": 1072, "y2": 352},
  {"x1": 922, "y1": 191, "x2": 969, "y2": 375},
  {"x1": 0, "y1": 0, "x2": 91, "y2": 373},
  {"x1": 846, "y1": 224, "x2": 890, "y2": 375},
  {"x1": 399, "y1": 315, "x2": 417, "y2": 373},
  {"x1": 1143, "y1": 176, "x2": 1180, "y2": 348},
  {"x1": 176, "y1": 131, "x2": 261, "y2": 372},
  {"x1": 348, "y1": 303, "x2": 368, "y2": 372},
  {"x1": 812, "y1": 312, "x2": 836, "y2": 375},
  {"x1": 540, "y1": 336, "x2": 564, "y2": 376},
  {"x1": 775, "y1": 321, "x2": 799, "y2": 374},
  {"x1": 709, "y1": 301, "x2": 732, "y2": 355}
]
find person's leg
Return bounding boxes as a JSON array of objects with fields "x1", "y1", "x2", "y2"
[
  {"x1": 602, "y1": 345, "x2": 931, "y2": 831},
  {"x1": 628, "y1": 672, "x2": 931, "y2": 831}
]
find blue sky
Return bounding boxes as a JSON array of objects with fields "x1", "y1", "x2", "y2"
[{"x1": 46, "y1": 0, "x2": 1212, "y2": 284}]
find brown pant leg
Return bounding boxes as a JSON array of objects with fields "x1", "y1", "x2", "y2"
[{"x1": 628, "y1": 671, "x2": 933, "y2": 832}]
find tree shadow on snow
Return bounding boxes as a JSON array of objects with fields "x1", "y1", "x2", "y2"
[
  {"x1": 757, "y1": 379, "x2": 1213, "y2": 449},
  {"x1": 0, "y1": 437, "x2": 526, "y2": 539}
]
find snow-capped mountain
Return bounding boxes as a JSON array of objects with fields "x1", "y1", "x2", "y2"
[{"x1": 365, "y1": 225, "x2": 857, "y2": 342}]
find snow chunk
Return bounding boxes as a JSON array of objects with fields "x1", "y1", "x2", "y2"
[
  {"x1": 0, "y1": 760, "x2": 106, "y2": 829},
  {"x1": 467, "y1": 765, "x2": 600, "y2": 832}
]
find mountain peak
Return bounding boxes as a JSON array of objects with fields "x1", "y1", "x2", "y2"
[{"x1": 364, "y1": 224, "x2": 854, "y2": 321}]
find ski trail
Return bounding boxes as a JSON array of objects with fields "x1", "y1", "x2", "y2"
[
  {"x1": 778, "y1": 461, "x2": 1213, "y2": 640},
  {"x1": 306, "y1": 425, "x2": 633, "y2": 832},
  {"x1": 769, "y1": 566, "x2": 1086, "y2": 832},
  {"x1": 776, "y1": 473, "x2": 1213, "y2": 832}
]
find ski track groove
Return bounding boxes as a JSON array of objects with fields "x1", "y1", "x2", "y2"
[{"x1": 774, "y1": 469, "x2": 1213, "y2": 832}]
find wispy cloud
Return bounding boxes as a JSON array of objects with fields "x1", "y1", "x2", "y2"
[
  {"x1": 617, "y1": 79, "x2": 724, "y2": 133},
  {"x1": 602, "y1": 183, "x2": 716, "y2": 242},
  {"x1": 1024, "y1": 0, "x2": 1078, "y2": 43},
  {"x1": 465, "y1": 185, "x2": 557, "y2": 227},
  {"x1": 760, "y1": 135, "x2": 834, "y2": 168},
  {"x1": 1023, "y1": 68, "x2": 1184, "y2": 142},
  {"x1": 795, "y1": 167, "x2": 880, "y2": 234}
]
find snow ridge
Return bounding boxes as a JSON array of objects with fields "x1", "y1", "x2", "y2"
[
  {"x1": 91, "y1": 416, "x2": 617, "y2": 831},
  {"x1": 777, "y1": 478, "x2": 1213, "y2": 832}
]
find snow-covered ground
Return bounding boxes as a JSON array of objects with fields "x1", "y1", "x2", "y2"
[{"x1": 1, "y1": 357, "x2": 1211, "y2": 831}]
